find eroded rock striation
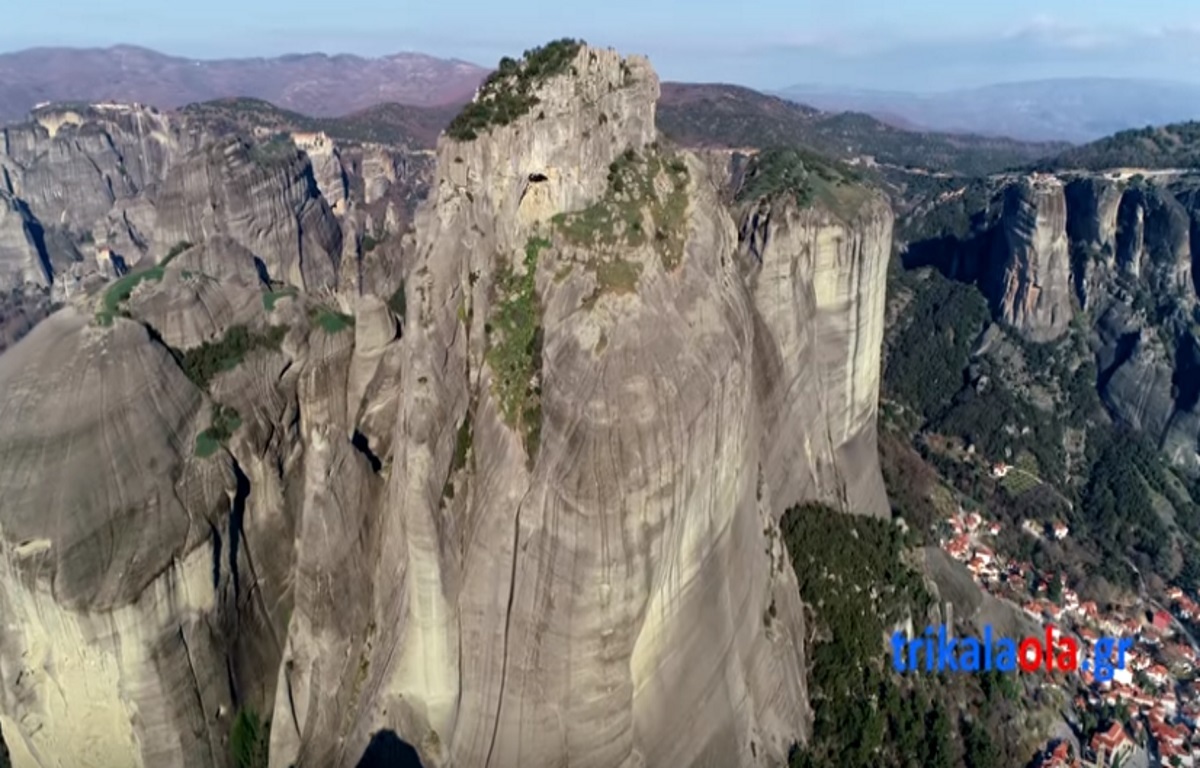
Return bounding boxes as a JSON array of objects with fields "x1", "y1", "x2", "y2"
[
  {"x1": 0, "y1": 43, "x2": 895, "y2": 768},
  {"x1": 986, "y1": 178, "x2": 1074, "y2": 342}
]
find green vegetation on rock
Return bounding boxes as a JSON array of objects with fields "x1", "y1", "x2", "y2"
[
  {"x1": 884, "y1": 271, "x2": 990, "y2": 421},
  {"x1": 736, "y1": 147, "x2": 873, "y2": 219},
  {"x1": 783, "y1": 503, "x2": 1030, "y2": 768},
  {"x1": 96, "y1": 240, "x2": 193, "y2": 325},
  {"x1": 447, "y1": 39, "x2": 584, "y2": 141},
  {"x1": 310, "y1": 306, "x2": 355, "y2": 334},
  {"x1": 179, "y1": 324, "x2": 287, "y2": 391},
  {"x1": 553, "y1": 144, "x2": 690, "y2": 276},
  {"x1": 781, "y1": 503, "x2": 941, "y2": 768},
  {"x1": 443, "y1": 410, "x2": 474, "y2": 500},
  {"x1": 485, "y1": 237, "x2": 547, "y2": 463},
  {"x1": 195, "y1": 402, "x2": 242, "y2": 458},
  {"x1": 1040, "y1": 121, "x2": 1200, "y2": 171},
  {"x1": 230, "y1": 708, "x2": 269, "y2": 768},
  {"x1": 387, "y1": 281, "x2": 406, "y2": 319},
  {"x1": 262, "y1": 287, "x2": 297, "y2": 312},
  {"x1": 247, "y1": 133, "x2": 296, "y2": 166}
]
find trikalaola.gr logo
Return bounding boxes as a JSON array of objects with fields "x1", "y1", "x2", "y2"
[{"x1": 890, "y1": 625, "x2": 1132, "y2": 682}]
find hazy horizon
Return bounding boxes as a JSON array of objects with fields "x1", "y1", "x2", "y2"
[{"x1": 3, "y1": 0, "x2": 1200, "y2": 92}]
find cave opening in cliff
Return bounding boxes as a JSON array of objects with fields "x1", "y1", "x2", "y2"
[{"x1": 355, "y1": 730, "x2": 424, "y2": 768}]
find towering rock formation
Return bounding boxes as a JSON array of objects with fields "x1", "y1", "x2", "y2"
[
  {"x1": 153, "y1": 139, "x2": 342, "y2": 291},
  {"x1": 0, "y1": 193, "x2": 47, "y2": 287},
  {"x1": 0, "y1": 43, "x2": 895, "y2": 768},
  {"x1": 986, "y1": 177, "x2": 1074, "y2": 342},
  {"x1": 905, "y1": 170, "x2": 1200, "y2": 474}
]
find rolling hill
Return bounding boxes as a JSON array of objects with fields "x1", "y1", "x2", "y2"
[
  {"x1": 0, "y1": 45, "x2": 487, "y2": 122},
  {"x1": 658, "y1": 83, "x2": 1066, "y2": 177}
]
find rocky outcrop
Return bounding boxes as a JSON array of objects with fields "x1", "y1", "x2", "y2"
[
  {"x1": 154, "y1": 139, "x2": 342, "y2": 290},
  {"x1": 0, "y1": 106, "x2": 376, "y2": 299},
  {"x1": 0, "y1": 44, "x2": 896, "y2": 768},
  {"x1": 0, "y1": 193, "x2": 47, "y2": 287},
  {"x1": 905, "y1": 170, "x2": 1200, "y2": 474},
  {"x1": 2, "y1": 105, "x2": 193, "y2": 232},
  {"x1": 272, "y1": 45, "x2": 890, "y2": 768},
  {"x1": 985, "y1": 178, "x2": 1074, "y2": 342},
  {"x1": 126, "y1": 237, "x2": 267, "y2": 349},
  {"x1": 0, "y1": 308, "x2": 247, "y2": 767},
  {"x1": 737, "y1": 196, "x2": 892, "y2": 517}
]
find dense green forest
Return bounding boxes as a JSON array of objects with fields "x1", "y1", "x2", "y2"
[
  {"x1": 781, "y1": 505, "x2": 1027, "y2": 768},
  {"x1": 884, "y1": 272, "x2": 990, "y2": 421},
  {"x1": 1040, "y1": 121, "x2": 1200, "y2": 171}
]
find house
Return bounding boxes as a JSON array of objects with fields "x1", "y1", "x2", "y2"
[
  {"x1": 967, "y1": 556, "x2": 992, "y2": 577},
  {"x1": 988, "y1": 521, "x2": 1002, "y2": 536},
  {"x1": 1053, "y1": 521, "x2": 1070, "y2": 540},
  {"x1": 1023, "y1": 519, "x2": 1043, "y2": 537},
  {"x1": 1088, "y1": 722, "x2": 1134, "y2": 766},
  {"x1": 1153, "y1": 609, "x2": 1173, "y2": 632},
  {"x1": 946, "y1": 535, "x2": 971, "y2": 561},
  {"x1": 1080, "y1": 601, "x2": 1100, "y2": 620},
  {"x1": 1038, "y1": 740, "x2": 1077, "y2": 768},
  {"x1": 1149, "y1": 716, "x2": 1188, "y2": 764},
  {"x1": 1168, "y1": 587, "x2": 1186, "y2": 602},
  {"x1": 992, "y1": 462, "x2": 1012, "y2": 478},
  {"x1": 1146, "y1": 664, "x2": 1171, "y2": 687}
]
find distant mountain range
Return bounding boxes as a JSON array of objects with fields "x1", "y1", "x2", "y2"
[
  {"x1": 6, "y1": 45, "x2": 1195, "y2": 168},
  {"x1": 0, "y1": 44, "x2": 488, "y2": 122},
  {"x1": 656, "y1": 83, "x2": 1064, "y2": 177},
  {"x1": 777, "y1": 78, "x2": 1200, "y2": 143}
]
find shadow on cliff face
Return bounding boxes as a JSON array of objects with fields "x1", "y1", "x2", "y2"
[
  {"x1": 355, "y1": 731, "x2": 424, "y2": 768},
  {"x1": 899, "y1": 227, "x2": 993, "y2": 285}
]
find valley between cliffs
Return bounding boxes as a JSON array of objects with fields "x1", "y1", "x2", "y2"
[{"x1": 0, "y1": 43, "x2": 893, "y2": 768}]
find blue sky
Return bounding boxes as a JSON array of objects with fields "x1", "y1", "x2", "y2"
[{"x1": 5, "y1": 0, "x2": 1200, "y2": 90}]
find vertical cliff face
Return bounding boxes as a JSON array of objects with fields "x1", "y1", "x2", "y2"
[
  {"x1": 737, "y1": 197, "x2": 892, "y2": 518},
  {"x1": 0, "y1": 193, "x2": 47, "y2": 287},
  {"x1": 154, "y1": 139, "x2": 343, "y2": 290},
  {"x1": 0, "y1": 43, "x2": 896, "y2": 768},
  {"x1": 0, "y1": 310, "x2": 245, "y2": 768},
  {"x1": 1, "y1": 106, "x2": 193, "y2": 232},
  {"x1": 985, "y1": 178, "x2": 1074, "y2": 342},
  {"x1": 272, "y1": 45, "x2": 892, "y2": 768},
  {"x1": 1115, "y1": 187, "x2": 1194, "y2": 300},
  {"x1": 0, "y1": 107, "x2": 347, "y2": 298}
]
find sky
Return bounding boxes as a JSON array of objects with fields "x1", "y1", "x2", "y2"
[{"x1": 4, "y1": 0, "x2": 1200, "y2": 91}]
